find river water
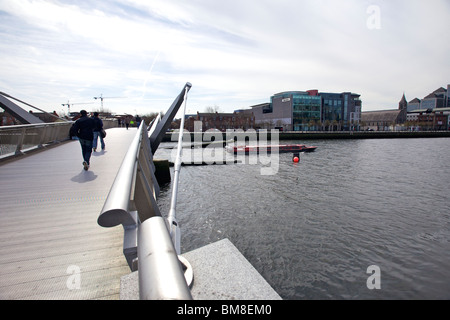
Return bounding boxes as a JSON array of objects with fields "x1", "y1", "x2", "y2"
[{"x1": 154, "y1": 137, "x2": 450, "y2": 300}]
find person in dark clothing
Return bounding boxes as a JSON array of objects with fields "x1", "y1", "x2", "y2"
[
  {"x1": 135, "y1": 115, "x2": 141, "y2": 128},
  {"x1": 72, "y1": 110, "x2": 95, "y2": 170},
  {"x1": 92, "y1": 112, "x2": 105, "y2": 152}
]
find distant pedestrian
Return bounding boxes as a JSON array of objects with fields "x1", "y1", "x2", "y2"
[
  {"x1": 135, "y1": 115, "x2": 142, "y2": 128},
  {"x1": 125, "y1": 117, "x2": 130, "y2": 130},
  {"x1": 72, "y1": 110, "x2": 95, "y2": 171},
  {"x1": 92, "y1": 112, "x2": 105, "y2": 152}
]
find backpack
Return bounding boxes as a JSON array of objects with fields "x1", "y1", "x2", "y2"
[{"x1": 69, "y1": 123, "x2": 78, "y2": 139}]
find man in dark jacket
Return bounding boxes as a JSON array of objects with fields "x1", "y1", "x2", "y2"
[
  {"x1": 72, "y1": 110, "x2": 95, "y2": 170},
  {"x1": 92, "y1": 112, "x2": 105, "y2": 152}
]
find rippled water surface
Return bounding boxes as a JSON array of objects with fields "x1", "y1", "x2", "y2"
[{"x1": 154, "y1": 138, "x2": 450, "y2": 299}]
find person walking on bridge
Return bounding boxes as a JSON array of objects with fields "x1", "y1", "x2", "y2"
[
  {"x1": 92, "y1": 112, "x2": 105, "y2": 152},
  {"x1": 72, "y1": 110, "x2": 95, "y2": 171}
]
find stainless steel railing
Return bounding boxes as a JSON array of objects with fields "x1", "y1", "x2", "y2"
[
  {"x1": 0, "y1": 120, "x2": 117, "y2": 159},
  {"x1": 97, "y1": 119, "x2": 192, "y2": 300},
  {"x1": 0, "y1": 122, "x2": 73, "y2": 158}
]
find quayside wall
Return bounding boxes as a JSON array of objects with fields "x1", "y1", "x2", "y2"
[{"x1": 161, "y1": 130, "x2": 450, "y2": 142}]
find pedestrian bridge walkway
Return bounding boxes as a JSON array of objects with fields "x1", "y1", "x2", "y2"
[
  {"x1": 0, "y1": 84, "x2": 284, "y2": 300},
  {"x1": 0, "y1": 127, "x2": 138, "y2": 299}
]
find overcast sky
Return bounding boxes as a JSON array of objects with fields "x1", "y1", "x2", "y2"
[{"x1": 0, "y1": 0, "x2": 449, "y2": 116}]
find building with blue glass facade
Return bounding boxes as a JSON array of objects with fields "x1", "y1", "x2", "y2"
[
  {"x1": 321, "y1": 92, "x2": 362, "y2": 131},
  {"x1": 249, "y1": 90, "x2": 361, "y2": 131}
]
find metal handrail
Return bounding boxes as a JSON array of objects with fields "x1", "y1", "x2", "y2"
[
  {"x1": 0, "y1": 122, "x2": 72, "y2": 158},
  {"x1": 167, "y1": 86, "x2": 190, "y2": 255},
  {"x1": 97, "y1": 88, "x2": 193, "y2": 300},
  {"x1": 0, "y1": 120, "x2": 118, "y2": 159}
]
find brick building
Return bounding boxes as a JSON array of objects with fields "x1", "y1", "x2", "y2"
[
  {"x1": 185, "y1": 111, "x2": 255, "y2": 132},
  {"x1": 407, "y1": 108, "x2": 450, "y2": 130},
  {"x1": 361, "y1": 94, "x2": 408, "y2": 131}
]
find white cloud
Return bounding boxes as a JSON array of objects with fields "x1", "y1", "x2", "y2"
[{"x1": 0, "y1": 0, "x2": 448, "y2": 116}]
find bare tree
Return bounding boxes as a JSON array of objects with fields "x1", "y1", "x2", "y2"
[{"x1": 204, "y1": 105, "x2": 221, "y2": 113}]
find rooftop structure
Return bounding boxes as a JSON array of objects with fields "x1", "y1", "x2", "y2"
[
  {"x1": 407, "y1": 85, "x2": 449, "y2": 111},
  {"x1": 361, "y1": 94, "x2": 407, "y2": 131}
]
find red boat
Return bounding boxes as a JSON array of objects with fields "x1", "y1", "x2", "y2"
[{"x1": 226, "y1": 144, "x2": 317, "y2": 154}]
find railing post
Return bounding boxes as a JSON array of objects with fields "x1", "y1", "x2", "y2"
[
  {"x1": 38, "y1": 125, "x2": 48, "y2": 148},
  {"x1": 123, "y1": 211, "x2": 139, "y2": 271},
  {"x1": 15, "y1": 127, "x2": 26, "y2": 155}
]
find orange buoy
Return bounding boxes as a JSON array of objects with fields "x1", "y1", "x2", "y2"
[{"x1": 293, "y1": 156, "x2": 299, "y2": 163}]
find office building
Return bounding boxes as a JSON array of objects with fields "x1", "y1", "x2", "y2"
[
  {"x1": 321, "y1": 92, "x2": 362, "y2": 131},
  {"x1": 408, "y1": 85, "x2": 449, "y2": 111},
  {"x1": 250, "y1": 89, "x2": 361, "y2": 131}
]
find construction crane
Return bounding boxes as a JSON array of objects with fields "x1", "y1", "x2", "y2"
[
  {"x1": 62, "y1": 101, "x2": 94, "y2": 115},
  {"x1": 93, "y1": 94, "x2": 125, "y2": 111}
]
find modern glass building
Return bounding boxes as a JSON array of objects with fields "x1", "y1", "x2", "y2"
[
  {"x1": 267, "y1": 91, "x2": 321, "y2": 131},
  {"x1": 321, "y1": 93, "x2": 343, "y2": 129},
  {"x1": 291, "y1": 93, "x2": 321, "y2": 131},
  {"x1": 320, "y1": 92, "x2": 362, "y2": 130},
  {"x1": 250, "y1": 90, "x2": 361, "y2": 131}
]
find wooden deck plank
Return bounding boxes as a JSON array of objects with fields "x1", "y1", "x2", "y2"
[
  {"x1": 0, "y1": 246, "x2": 125, "y2": 275},
  {"x1": 1, "y1": 265, "x2": 130, "y2": 300},
  {"x1": 0, "y1": 127, "x2": 139, "y2": 300},
  {"x1": 0, "y1": 232, "x2": 124, "y2": 264},
  {"x1": 0, "y1": 252, "x2": 126, "y2": 287}
]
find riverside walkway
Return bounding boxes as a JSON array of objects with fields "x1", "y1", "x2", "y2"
[{"x1": 0, "y1": 127, "x2": 137, "y2": 299}]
